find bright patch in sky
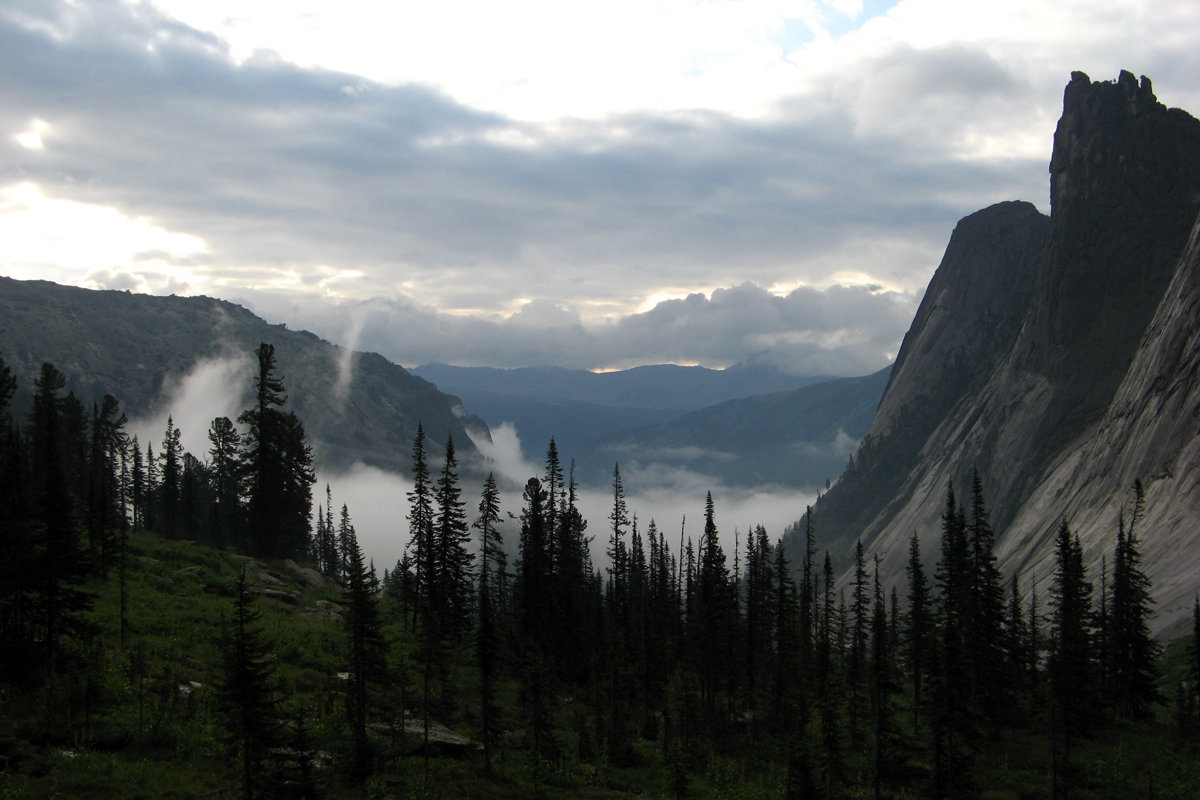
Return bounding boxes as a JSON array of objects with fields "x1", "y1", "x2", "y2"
[
  {"x1": 15, "y1": 119, "x2": 49, "y2": 149},
  {"x1": 144, "y1": 0, "x2": 872, "y2": 121},
  {"x1": 0, "y1": 183, "x2": 208, "y2": 290}
]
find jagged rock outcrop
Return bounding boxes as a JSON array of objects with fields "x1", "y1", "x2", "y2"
[{"x1": 790, "y1": 71, "x2": 1200, "y2": 635}]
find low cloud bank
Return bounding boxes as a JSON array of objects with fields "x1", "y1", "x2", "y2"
[
  {"x1": 324, "y1": 421, "x2": 816, "y2": 576},
  {"x1": 238, "y1": 281, "x2": 916, "y2": 377},
  {"x1": 129, "y1": 353, "x2": 252, "y2": 457},
  {"x1": 127, "y1": 358, "x2": 817, "y2": 574}
]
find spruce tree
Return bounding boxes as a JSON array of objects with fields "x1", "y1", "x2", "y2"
[
  {"x1": 967, "y1": 471, "x2": 1007, "y2": 723},
  {"x1": 208, "y1": 416, "x2": 242, "y2": 549},
  {"x1": 849, "y1": 540, "x2": 869, "y2": 745},
  {"x1": 159, "y1": 416, "x2": 182, "y2": 538},
  {"x1": 220, "y1": 569, "x2": 281, "y2": 800},
  {"x1": 239, "y1": 343, "x2": 314, "y2": 559},
  {"x1": 475, "y1": 472, "x2": 504, "y2": 773},
  {"x1": 930, "y1": 482, "x2": 973, "y2": 799},
  {"x1": 904, "y1": 532, "x2": 931, "y2": 733},
  {"x1": 1047, "y1": 520, "x2": 1094, "y2": 800},
  {"x1": 29, "y1": 363, "x2": 95, "y2": 682},
  {"x1": 1110, "y1": 482, "x2": 1161, "y2": 719},
  {"x1": 434, "y1": 434, "x2": 473, "y2": 642},
  {"x1": 870, "y1": 557, "x2": 894, "y2": 800},
  {"x1": 341, "y1": 509, "x2": 387, "y2": 783}
]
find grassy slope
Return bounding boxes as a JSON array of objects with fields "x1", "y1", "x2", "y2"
[{"x1": 1, "y1": 530, "x2": 1197, "y2": 799}]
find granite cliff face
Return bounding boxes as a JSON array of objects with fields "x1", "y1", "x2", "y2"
[{"x1": 792, "y1": 72, "x2": 1200, "y2": 635}]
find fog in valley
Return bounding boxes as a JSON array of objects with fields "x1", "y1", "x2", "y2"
[{"x1": 134, "y1": 354, "x2": 817, "y2": 575}]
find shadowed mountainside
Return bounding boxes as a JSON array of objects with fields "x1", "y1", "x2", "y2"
[{"x1": 0, "y1": 278, "x2": 488, "y2": 473}]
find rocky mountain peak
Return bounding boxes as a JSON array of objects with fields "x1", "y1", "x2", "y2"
[
  {"x1": 788, "y1": 72, "x2": 1200, "y2": 634},
  {"x1": 1029, "y1": 71, "x2": 1200, "y2": 452}
]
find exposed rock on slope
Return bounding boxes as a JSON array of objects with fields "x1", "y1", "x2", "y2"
[
  {"x1": 790, "y1": 71, "x2": 1200, "y2": 635},
  {"x1": 0, "y1": 278, "x2": 488, "y2": 473}
]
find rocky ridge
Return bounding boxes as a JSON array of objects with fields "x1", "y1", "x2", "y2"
[{"x1": 791, "y1": 71, "x2": 1200, "y2": 635}]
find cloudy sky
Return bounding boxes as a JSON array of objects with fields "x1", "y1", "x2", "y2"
[{"x1": 3, "y1": 0, "x2": 1198, "y2": 375}]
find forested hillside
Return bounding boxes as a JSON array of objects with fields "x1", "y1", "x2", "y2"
[
  {"x1": 2, "y1": 342, "x2": 1199, "y2": 799},
  {"x1": 0, "y1": 277, "x2": 488, "y2": 473}
]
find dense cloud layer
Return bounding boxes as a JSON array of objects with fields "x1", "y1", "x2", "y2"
[
  {"x1": 234, "y1": 280, "x2": 917, "y2": 374},
  {"x1": 2, "y1": 0, "x2": 1197, "y2": 372}
]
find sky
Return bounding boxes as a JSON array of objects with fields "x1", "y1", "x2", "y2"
[{"x1": 3, "y1": 0, "x2": 1199, "y2": 375}]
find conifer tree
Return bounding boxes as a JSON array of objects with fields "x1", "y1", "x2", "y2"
[
  {"x1": 129, "y1": 436, "x2": 145, "y2": 531},
  {"x1": 434, "y1": 434, "x2": 473, "y2": 642},
  {"x1": 607, "y1": 463, "x2": 630, "y2": 628},
  {"x1": 475, "y1": 472, "x2": 504, "y2": 773},
  {"x1": 407, "y1": 424, "x2": 435, "y2": 620},
  {"x1": 931, "y1": 482, "x2": 973, "y2": 799},
  {"x1": 870, "y1": 557, "x2": 894, "y2": 800},
  {"x1": 967, "y1": 471, "x2": 1007, "y2": 723},
  {"x1": 220, "y1": 569, "x2": 281, "y2": 800},
  {"x1": 239, "y1": 343, "x2": 314, "y2": 559},
  {"x1": 207, "y1": 416, "x2": 242, "y2": 549},
  {"x1": 694, "y1": 491, "x2": 732, "y2": 731},
  {"x1": 341, "y1": 508, "x2": 387, "y2": 783},
  {"x1": 1109, "y1": 482, "x2": 1161, "y2": 719},
  {"x1": 1006, "y1": 573, "x2": 1028, "y2": 711},
  {"x1": 86, "y1": 395, "x2": 127, "y2": 568},
  {"x1": 904, "y1": 532, "x2": 931, "y2": 733},
  {"x1": 29, "y1": 363, "x2": 95, "y2": 681},
  {"x1": 1048, "y1": 520, "x2": 1094, "y2": 800},
  {"x1": 0, "y1": 357, "x2": 31, "y2": 681},
  {"x1": 849, "y1": 539, "x2": 869, "y2": 745},
  {"x1": 159, "y1": 416, "x2": 182, "y2": 538},
  {"x1": 818, "y1": 551, "x2": 842, "y2": 799}
]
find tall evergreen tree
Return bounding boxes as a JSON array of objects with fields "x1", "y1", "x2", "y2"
[
  {"x1": 967, "y1": 471, "x2": 1007, "y2": 724},
  {"x1": 434, "y1": 434, "x2": 473, "y2": 642},
  {"x1": 159, "y1": 416, "x2": 182, "y2": 538},
  {"x1": 208, "y1": 416, "x2": 242, "y2": 549},
  {"x1": 1047, "y1": 520, "x2": 1094, "y2": 800},
  {"x1": 86, "y1": 395, "x2": 127, "y2": 568},
  {"x1": 220, "y1": 569, "x2": 281, "y2": 800},
  {"x1": 930, "y1": 482, "x2": 974, "y2": 799},
  {"x1": 904, "y1": 532, "x2": 931, "y2": 734},
  {"x1": 407, "y1": 424, "x2": 435, "y2": 622},
  {"x1": 340, "y1": 509, "x2": 387, "y2": 783},
  {"x1": 1109, "y1": 482, "x2": 1161, "y2": 719},
  {"x1": 28, "y1": 363, "x2": 95, "y2": 680},
  {"x1": 870, "y1": 557, "x2": 895, "y2": 800},
  {"x1": 474, "y1": 472, "x2": 504, "y2": 774},
  {"x1": 239, "y1": 343, "x2": 314, "y2": 559},
  {"x1": 849, "y1": 540, "x2": 869, "y2": 745}
]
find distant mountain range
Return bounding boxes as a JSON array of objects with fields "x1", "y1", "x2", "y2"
[
  {"x1": 572, "y1": 368, "x2": 889, "y2": 489},
  {"x1": 785, "y1": 71, "x2": 1200, "y2": 637},
  {"x1": 413, "y1": 361, "x2": 826, "y2": 410},
  {"x1": 411, "y1": 362, "x2": 879, "y2": 488},
  {"x1": 0, "y1": 279, "x2": 487, "y2": 474}
]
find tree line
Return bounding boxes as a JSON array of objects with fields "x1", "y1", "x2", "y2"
[{"x1": 1, "y1": 342, "x2": 1198, "y2": 799}]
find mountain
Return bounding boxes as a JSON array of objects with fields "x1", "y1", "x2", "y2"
[
  {"x1": 0, "y1": 278, "x2": 488, "y2": 473},
  {"x1": 412, "y1": 361, "x2": 831, "y2": 476},
  {"x1": 573, "y1": 367, "x2": 890, "y2": 489},
  {"x1": 788, "y1": 71, "x2": 1200, "y2": 636},
  {"x1": 420, "y1": 385, "x2": 681, "y2": 470},
  {"x1": 412, "y1": 362, "x2": 823, "y2": 411}
]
